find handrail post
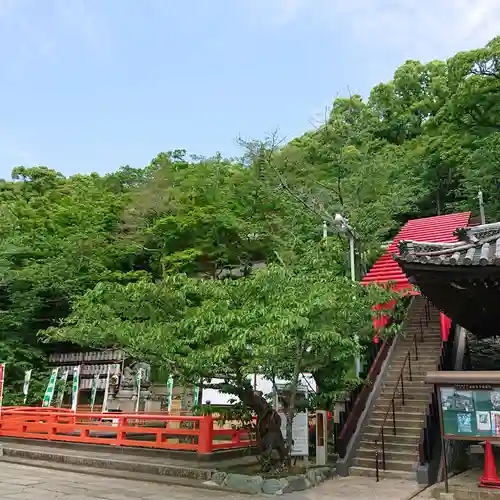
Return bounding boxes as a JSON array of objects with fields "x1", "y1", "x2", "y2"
[
  {"x1": 419, "y1": 318, "x2": 424, "y2": 342},
  {"x1": 401, "y1": 375, "x2": 405, "y2": 406},
  {"x1": 392, "y1": 400, "x2": 396, "y2": 435},
  {"x1": 198, "y1": 416, "x2": 214, "y2": 454},
  {"x1": 375, "y1": 443, "x2": 379, "y2": 482},
  {"x1": 381, "y1": 428, "x2": 386, "y2": 470},
  {"x1": 408, "y1": 352, "x2": 412, "y2": 381},
  {"x1": 414, "y1": 332, "x2": 419, "y2": 361},
  {"x1": 425, "y1": 424, "x2": 431, "y2": 462}
]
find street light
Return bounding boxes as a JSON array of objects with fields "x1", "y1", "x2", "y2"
[
  {"x1": 333, "y1": 214, "x2": 361, "y2": 377},
  {"x1": 333, "y1": 214, "x2": 356, "y2": 282}
]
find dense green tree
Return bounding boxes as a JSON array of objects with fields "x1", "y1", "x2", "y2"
[
  {"x1": 1, "y1": 37, "x2": 500, "y2": 409},
  {"x1": 44, "y1": 243, "x2": 397, "y2": 448}
]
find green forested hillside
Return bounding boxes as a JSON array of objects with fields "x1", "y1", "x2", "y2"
[{"x1": 1, "y1": 37, "x2": 499, "y2": 405}]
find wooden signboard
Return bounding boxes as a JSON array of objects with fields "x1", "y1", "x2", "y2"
[
  {"x1": 439, "y1": 385, "x2": 500, "y2": 439},
  {"x1": 426, "y1": 372, "x2": 500, "y2": 442}
]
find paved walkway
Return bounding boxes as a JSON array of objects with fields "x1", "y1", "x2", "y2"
[{"x1": 0, "y1": 462, "x2": 426, "y2": 499}]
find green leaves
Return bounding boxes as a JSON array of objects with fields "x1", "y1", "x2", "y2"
[
  {"x1": 45, "y1": 244, "x2": 397, "y2": 410},
  {"x1": 1, "y1": 37, "x2": 500, "y2": 412}
]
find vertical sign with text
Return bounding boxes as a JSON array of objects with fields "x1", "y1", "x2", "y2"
[
  {"x1": 102, "y1": 365, "x2": 111, "y2": 413},
  {"x1": 42, "y1": 368, "x2": 59, "y2": 408},
  {"x1": 135, "y1": 368, "x2": 143, "y2": 413},
  {"x1": 71, "y1": 365, "x2": 81, "y2": 412},
  {"x1": 90, "y1": 374, "x2": 99, "y2": 412},
  {"x1": 23, "y1": 369, "x2": 32, "y2": 404},
  {"x1": 55, "y1": 369, "x2": 69, "y2": 407},
  {"x1": 0, "y1": 363, "x2": 5, "y2": 415}
]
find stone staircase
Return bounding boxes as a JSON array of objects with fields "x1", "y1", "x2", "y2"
[{"x1": 349, "y1": 296, "x2": 443, "y2": 479}]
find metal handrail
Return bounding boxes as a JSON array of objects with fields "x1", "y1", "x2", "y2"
[
  {"x1": 419, "y1": 319, "x2": 456, "y2": 467},
  {"x1": 374, "y1": 298, "x2": 430, "y2": 482}
]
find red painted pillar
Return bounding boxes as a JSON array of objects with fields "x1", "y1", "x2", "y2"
[{"x1": 198, "y1": 416, "x2": 213, "y2": 454}]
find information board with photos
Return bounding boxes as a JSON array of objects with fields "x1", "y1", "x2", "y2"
[{"x1": 440, "y1": 386, "x2": 500, "y2": 438}]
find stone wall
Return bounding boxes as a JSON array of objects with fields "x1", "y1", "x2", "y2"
[{"x1": 467, "y1": 335, "x2": 500, "y2": 371}]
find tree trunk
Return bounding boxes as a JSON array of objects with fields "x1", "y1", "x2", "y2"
[{"x1": 285, "y1": 411, "x2": 294, "y2": 457}]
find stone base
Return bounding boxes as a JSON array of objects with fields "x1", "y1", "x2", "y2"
[
  {"x1": 440, "y1": 494, "x2": 455, "y2": 500},
  {"x1": 144, "y1": 400, "x2": 161, "y2": 412},
  {"x1": 107, "y1": 396, "x2": 136, "y2": 413},
  {"x1": 209, "y1": 466, "x2": 337, "y2": 495}
]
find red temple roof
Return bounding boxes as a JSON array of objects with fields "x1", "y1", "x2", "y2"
[{"x1": 361, "y1": 212, "x2": 472, "y2": 292}]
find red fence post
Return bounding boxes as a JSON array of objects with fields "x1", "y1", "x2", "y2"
[{"x1": 198, "y1": 416, "x2": 213, "y2": 454}]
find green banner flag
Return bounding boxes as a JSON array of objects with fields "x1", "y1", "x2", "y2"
[
  {"x1": 71, "y1": 365, "x2": 81, "y2": 412},
  {"x1": 90, "y1": 374, "x2": 99, "y2": 412},
  {"x1": 55, "y1": 369, "x2": 69, "y2": 407},
  {"x1": 23, "y1": 369, "x2": 32, "y2": 404},
  {"x1": 42, "y1": 368, "x2": 60, "y2": 408}
]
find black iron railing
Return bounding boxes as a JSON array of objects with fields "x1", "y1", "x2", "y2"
[
  {"x1": 374, "y1": 298, "x2": 430, "y2": 482},
  {"x1": 419, "y1": 318, "x2": 456, "y2": 478},
  {"x1": 334, "y1": 300, "x2": 418, "y2": 458},
  {"x1": 334, "y1": 339, "x2": 391, "y2": 457}
]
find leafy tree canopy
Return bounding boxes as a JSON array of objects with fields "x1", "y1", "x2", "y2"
[{"x1": 0, "y1": 37, "x2": 499, "y2": 406}]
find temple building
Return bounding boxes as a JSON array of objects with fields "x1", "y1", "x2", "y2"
[{"x1": 395, "y1": 221, "x2": 500, "y2": 340}]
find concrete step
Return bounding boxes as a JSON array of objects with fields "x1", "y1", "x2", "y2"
[
  {"x1": 359, "y1": 440, "x2": 418, "y2": 454},
  {"x1": 0, "y1": 443, "x2": 216, "y2": 480},
  {"x1": 395, "y1": 341, "x2": 440, "y2": 347},
  {"x1": 391, "y1": 355, "x2": 439, "y2": 363},
  {"x1": 383, "y1": 373, "x2": 434, "y2": 382},
  {"x1": 378, "y1": 389, "x2": 431, "y2": 399},
  {"x1": 370, "y1": 412, "x2": 428, "y2": 425},
  {"x1": 353, "y1": 456, "x2": 416, "y2": 472},
  {"x1": 381, "y1": 383, "x2": 431, "y2": 391},
  {"x1": 364, "y1": 424, "x2": 421, "y2": 437},
  {"x1": 377, "y1": 398, "x2": 430, "y2": 410},
  {"x1": 384, "y1": 373, "x2": 427, "y2": 381},
  {"x1": 372, "y1": 404, "x2": 428, "y2": 414},
  {"x1": 380, "y1": 384, "x2": 431, "y2": 394},
  {"x1": 384, "y1": 372, "x2": 435, "y2": 380},
  {"x1": 394, "y1": 349, "x2": 441, "y2": 356},
  {"x1": 389, "y1": 355, "x2": 438, "y2": 363},
  {"x1": 393, "y1": 349, "x2": 441, "y2": 357},
  {"x1": 349, "y1": 466, "x2": 415, "y2": 480},
  {"x1": 362, "y1": 432, "x2": 420, "y2": 446},
  {"x1": 370, "y1": 417, "x2": 424, "y2": 430},
  {"x1": 382, "y1": 374, "x2": 432, "y2": 383},
  {"x1": 356, "y1": 447, "x2": 417, "y2": 462},
  {"x1": 0, "y1": 456, "x2": 217, "y2": 492}
]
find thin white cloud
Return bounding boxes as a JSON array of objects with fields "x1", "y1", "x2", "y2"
[
  {"x1": 242, "y1": 0, "x2": 309, "y2": 27},
  {"x1": 245, "y1": 0, "x2": 500, "y2": 59},
  {"x1": 53, "y1": 0, "x2": 109, "y2": 54},
  {"x1": 0, "y1": 0, "x2": 110, "y2": 64}
]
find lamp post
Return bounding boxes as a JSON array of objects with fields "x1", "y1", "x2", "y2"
[
  {"x1": 334, "y1": 214, "x2": 356, "y2": 282},
  {"x1": 333, "y1": 214, "x2": 361, "y2": 377}
]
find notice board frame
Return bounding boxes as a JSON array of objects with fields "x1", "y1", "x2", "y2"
[{"x1": 425, "y1": 371, "x2": 500, "y2": 493}]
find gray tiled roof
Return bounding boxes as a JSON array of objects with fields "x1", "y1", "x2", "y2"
[{"x1": 395, "y1": 222, "x2": 500, "y2": 266}]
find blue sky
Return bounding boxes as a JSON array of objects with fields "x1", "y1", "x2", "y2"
[{"x1": 0, "y1": 0, "x2": 498, "y2": 178}]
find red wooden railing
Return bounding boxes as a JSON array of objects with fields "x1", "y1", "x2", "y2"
[{"x1": 0, "y1": 408, "x2": 255, "y2": 454}]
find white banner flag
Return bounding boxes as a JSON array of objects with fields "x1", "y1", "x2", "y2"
[
  {"x1": 135, "y1": 368, "x2": 143, "y2": 413},
  {"x1": 71, "y1": 365, "x2": 81, "y2": 412},
  {"x1": 90, "y1": 374, "x2": 99, "y2": 412},
  {"x1": 102, "y1": 365, "x2": 111, "y2": 413},
  {"x1": 23, "y1": 369, "x2": 32, "y2": 404}
]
